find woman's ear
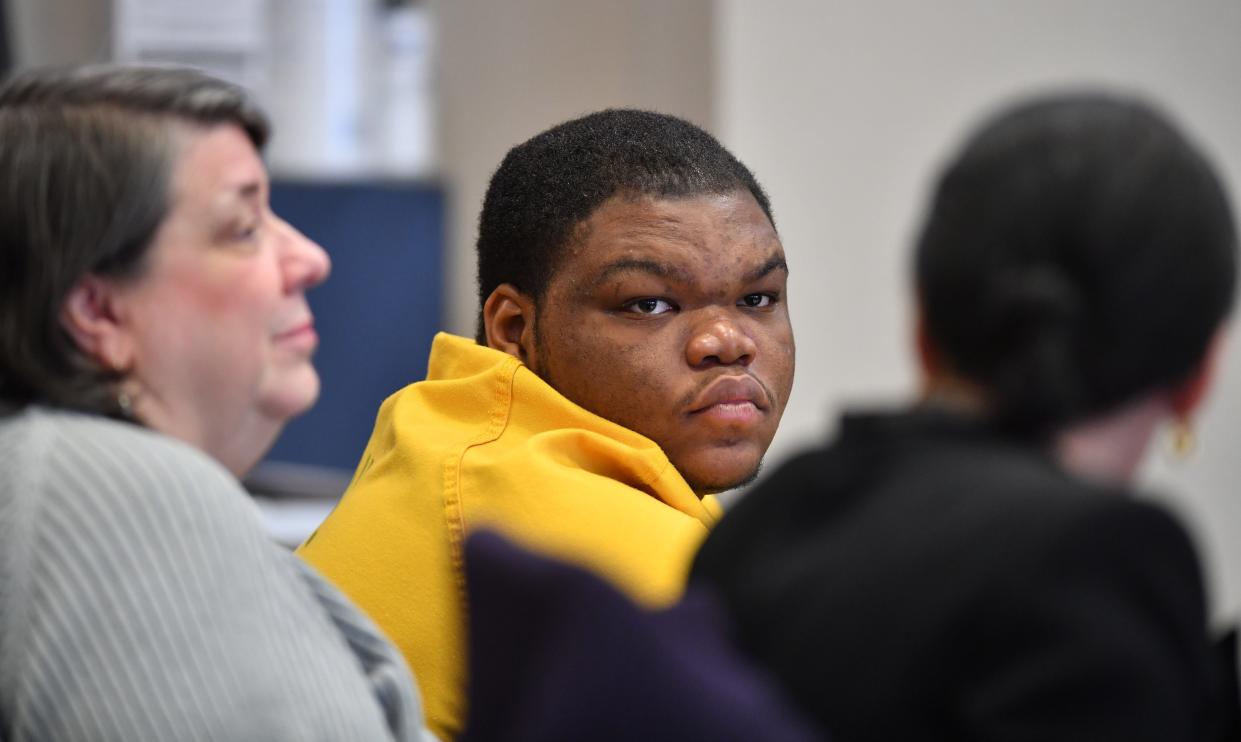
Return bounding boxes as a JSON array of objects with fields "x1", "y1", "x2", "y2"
[
  {"x1": 60, "y1": 275, "x2": 134, "y2": 373},
  {"x1": 481, "y1": 283, "x2": 537, "y2": 364},
  {"x1": 913, "y1": 298, "x2": 946, "y2": 391},
  {"x1": 1168, "y1": 328, "x2": 1228, "y2": 418}
]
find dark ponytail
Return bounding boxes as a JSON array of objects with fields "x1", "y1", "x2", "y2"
[{"x1": 977, "y1": 266, "x2": 1086, "y2": 433}]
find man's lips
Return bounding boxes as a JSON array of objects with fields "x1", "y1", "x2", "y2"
[{"x1": 688, "y1": 375, "x2": 769, "y2": 424}]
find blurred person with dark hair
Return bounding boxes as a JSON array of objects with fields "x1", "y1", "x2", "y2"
[
  {"x1": 692, "y1": 92, "x2": 1238, "y2": 741},
  {"x1": 0, "y1": 65, "x2": 432, "y2": 741},
  {"x1": 299, "y1": 108, "x2": 796, "y2": 738}
]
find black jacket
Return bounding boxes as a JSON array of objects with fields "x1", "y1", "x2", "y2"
[{"x1": 692, "y1": 409, "x2": 1234, "y2": 741}]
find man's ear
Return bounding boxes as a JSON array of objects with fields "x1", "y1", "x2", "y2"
[
  {"x1": 60, "y1": 275, "x2": 135, "y2": 373},
  {"x1": 481, "y1": 283, "x2": 537, "y2": 363},
  {"x1": 1168, "y1": 328, "x2": 1228, "y2": 418}
]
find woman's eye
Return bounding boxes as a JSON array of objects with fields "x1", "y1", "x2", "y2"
[
  {"x1": 624, "y1": 298, "x2": 675, "y2": 315},
  {"x1": 739, "y1": 293, "x2": 774, "y2": 308},
  {"x1": 236, "y1": 223, "x2": 260, "y2": 241}
]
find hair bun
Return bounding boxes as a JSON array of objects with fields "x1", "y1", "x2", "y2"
[{"x1": 985, "y1": 265, "x2": 1082, "y2": 331}]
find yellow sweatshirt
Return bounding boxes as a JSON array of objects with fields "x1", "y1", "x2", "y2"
[{"x1": 297, "y1": 333, "x2": 721, "y2": 740}]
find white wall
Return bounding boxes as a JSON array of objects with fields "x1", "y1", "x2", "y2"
[
  {"x1": 8, "y1": 0, "x2": 111, "y2": 67},
  {"x1": 716, "y1": 0, "x2": 1241, "y2": 620},
  {"x1": 433, "y1": 0, "x2": 715, "y2": 336}
]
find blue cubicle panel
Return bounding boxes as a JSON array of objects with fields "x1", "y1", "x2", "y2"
[{"x1": 261, "y1": 180, "x2": 444, "y2": 477}]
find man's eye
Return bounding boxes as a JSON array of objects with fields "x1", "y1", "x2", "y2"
[
  {"x1": 739, "y1": 293, "x2": 774, "y2": 308},
  {"x1": 624, "y1": 298, "x2": 675, "y2": 315}
]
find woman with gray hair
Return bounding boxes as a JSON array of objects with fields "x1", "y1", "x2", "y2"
[{"x1": 0, "y1": 65, "x2": 433, "y2": 741}]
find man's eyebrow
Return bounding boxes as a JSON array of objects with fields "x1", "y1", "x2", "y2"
[
  {"x1": 744, "y1": 254, "x2": 788, "y2": 283},
  {"x1": 591, "y1": 258, "x2": 691, "y2": 288}
]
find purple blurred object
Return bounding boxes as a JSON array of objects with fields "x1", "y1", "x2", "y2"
[{"x1": 461, "y1": 530, "x2": 824, "y2": 741}]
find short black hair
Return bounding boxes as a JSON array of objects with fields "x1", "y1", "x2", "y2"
[
  {"x1": 0, "y1": 64, "x2": 270, "y2": 415},
  {"x1": 475, "y1": 108, "x2": 773, "y2": 341},
  {"x1": 915, "y1": 92, "x2": 1237, "y2": 436}
]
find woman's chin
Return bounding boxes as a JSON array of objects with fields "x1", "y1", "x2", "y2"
[{"x1": 261, "y1": 366, "x2": 322, "y2": 424}]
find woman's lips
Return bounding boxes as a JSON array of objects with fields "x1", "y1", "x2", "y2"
[{"x1": 274, "y1": 321, "x2": 318, "y2": 352}]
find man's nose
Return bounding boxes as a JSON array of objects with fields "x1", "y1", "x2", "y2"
[{"x1": 686, "y1": 315, "x2": 757, "y2": 367}]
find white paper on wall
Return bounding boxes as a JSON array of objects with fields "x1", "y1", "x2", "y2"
[{"x1": 112, "y1": 0, "x2": 270, "y2": 99}]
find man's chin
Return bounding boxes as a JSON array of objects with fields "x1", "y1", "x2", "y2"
[{"x1": 683, "y1": 459, "x2": 763, "y2": 497}]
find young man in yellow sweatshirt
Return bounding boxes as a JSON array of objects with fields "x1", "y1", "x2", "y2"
[{"x1": 298, "y1": 109, "x2": 795, "y2": 739}]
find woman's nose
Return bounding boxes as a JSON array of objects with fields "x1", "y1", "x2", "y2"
[{"x1": 277, "y1": 216, "x2": 331, "y2": 291}]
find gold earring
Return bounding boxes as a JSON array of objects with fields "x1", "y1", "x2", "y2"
[
  {"x1": 116, "y1": 389, "x2": 135, "y2": 419},
  {"x1": 1170, "y1": 418, "x2": 1196, "y2": 459}
]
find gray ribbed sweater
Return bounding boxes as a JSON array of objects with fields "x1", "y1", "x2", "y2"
[{"x1": 0, "y1": 405, "x2": 437, "y2": 741}]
